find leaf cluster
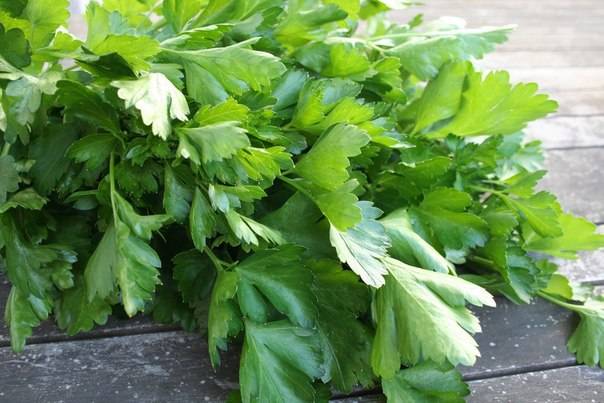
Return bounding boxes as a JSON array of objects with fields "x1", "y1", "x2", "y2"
[{"x1": 1, "y1": 1, "x2": 603, "y2": 401}]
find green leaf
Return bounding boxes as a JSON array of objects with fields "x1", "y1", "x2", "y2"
[
  {"x1": 310, "y1": 260, "x2": 373, "y2": 392},
  {"x1": 295, "y1": 124, "x2": 370, "y2": 191},
  {"x1": 0, "y1": 214, "x2": 60, "y2": 299},
  {"x1": 410, "y1": 188, "x2": 489, "y2": 263},
  {"x1": 0, "y1": 155, "x2": 20, "y2": 204},
  {"x1": 190, "y1": 188, "x2": 216, "y2": 250},
  {"x1": 56, "y1": 80, "x2": 121, "y2": 134},
  {"x1": 102, "y1": 0, "x2": 152, "y2": 26},
  {"x1": 152, "y1": 276, "x2": 197, "y2": 331},
  {"x1": 22, "y1": 0, "x2": 70, "y2": 49},
  {"x1": 5, "y1": 71, "x2": 61, "y2": 130},
  {"x1": 177, "y1": 122, "x2": 250, "y2": 164},
  {"x1": 114, "y1": 192, "x2": 170, "y2": 241},
  {"x1": 84, "y1": 226, "x2": 117, "y2": 301},
  {"x1": 382, "y1": 209, "x2": 454, "y2": 274},
  {"x1": 240, "y1": 320, "x2": 325, "y2": 403},
  {"x1": 29, "y1": 123, "x2": 78, "y2": 195},
  {"x1": 111, "y1": 191, "x2": 168, "y2": 316},
  {"x1": 91, "y1": 35, "x2": 160, "y2": 72},
  {"x1": 162, "y1": 0, "x2": 204, "y2": 32},
  {"x1": 163, "y1": 164, "x2": 194, "y2": 223},
  {"x1": 208, "y1": 270, "x2": 242, "y2": 367},
  {"x1": 372, "y1": 258, "x2": 494, "y2": 377},
  {"x1": 55, "y1": 276, "x2": 112, "y2": 336},
  {"x1": 193, "y1": 98, "x2": 249, "y2": 126},
  {"x1": 295, "y1": 40, "x2": 373, "y2": 81},
  {"x1": 500, "y1": 191, "x2": 562, "y2": 238},
  {"x1": 113, "y1": 73, "x2": 190, "y2": 139},
  {"x1": 291, "y1": 78, "x2": 364, "y2": 132},
  {"x1": 166, "y1": 39, "x2": 286, "y2": 105},
  {"x1": 330, "y1": 201, "x2": 390, "y2": 287},
  {"x1": 428, "y1": 69, "x2": 558, "y2": 138},
  {"x1": 272, "y1": 70, "x2": 309, "y2": 111},
  {"x1": 261, "y1": 192, "x2": 333, "y2": 257},
  {"x1": 0, "y1": 24, "x2": 31, "y2": 68},
  {"x1": 4, "y1": 286, "x2": 51, "y2": 352},
  {"x1": 0, "y1": 188, "x2": 46, "y2": 213},
  {"x1": 276, "y1": 3, "x2": 347, "y2": 49},
  {"x1": 67, "y1": 134, "x2": 117, "y2": 171},
  {"x1": 387, "y1": 24, "x2": 513, "y2": 80},
  {"x1": 479, "y1": 239, "x2": 549, "y2": 304},
  {"x1": 235, "y1": 245, "x2": 316, "y2": 327},
  {"x1": 382, "y1": 361, "x2": 469, "y2": 403},
  {"x1": 225, "y1": 209, "x2": 284, "y2": 247},
  {"x1": 524, "y1": 213, "x2": 604, "y2": 259},
  {"x1": 172, "y1": 250, "x2": 216, "y2": 306},
  {"x1": 413, "y1": 61, "x2": 467, "y2": 133},
  {"x1": 313, "y1": 182, "x2": 363, "y2": 231},
  {"x1": 567, "y1": 300, "x2": 604, "y2": 367}
]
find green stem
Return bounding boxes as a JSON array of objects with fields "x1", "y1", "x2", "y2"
[
  {"x1": 1, "y1": 143, "x2": 11, "y2": 157},
  {"x1": 204, "y1": 246, "x2": 227, "y2": 272},
  {"x1": 109, "y1": 152, "x2": 119, "y2": 228},
  {"x1": 277, "y1": 175, "x2": 314, "y2": 200},
  {"x1": 468, "y1": 184, "x2": 500, "y2": 195},
  {"x1": 537, "y1": 290, "x2": 579, "y2": 312},
  {"x1": 468, "y1": 255, "x2": 498, "y2": 271}
]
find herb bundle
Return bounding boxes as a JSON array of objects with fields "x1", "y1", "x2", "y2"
[{"x1": 1, "y1": 0, "x2": 603, "y2": 401}]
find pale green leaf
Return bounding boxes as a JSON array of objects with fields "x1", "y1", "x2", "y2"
[
  {"x1": 428, "y1": 69, "x2": 558, "y2": 138},
  {"x1": 372, "y1": 258, "x2": 494, "y2": 377},
  {"x1": 177, "y1": 122, "x2": 250, "y2": 164},
  {"x1": 295, "y1": 124, "x2": 370, "y2": 191},
  {"x1": 330, "y1": 202, "x2": 390, "y2": 287},
  {"x1": 382, "y1": 361, "x2": 469, "y2": 403},
  {"x1": 113, "y1": 73, "x2": 190, "y2": 139}
]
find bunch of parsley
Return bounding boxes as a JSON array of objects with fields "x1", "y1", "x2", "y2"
[{"x1": 1, "y1": 0, "x2": 603, "y2": 401}]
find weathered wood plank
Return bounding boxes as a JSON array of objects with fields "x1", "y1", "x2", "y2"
[
  {"x1": 0, "y1": 332, "x2": 239, "y2": 403},
  {"x1": 557, "y1": 234, "x2": 604, "y2": 284},
  {"x1": 0, "y1": 297, "x2": 586, "y2": 402},
  {"x1": 505, "y1": 68, "x2": 604, "y2": 92},
  {"x1": 335, "y1": 366, "x2": 604, "y2": 402},
  {"x1": 528, "y1": 117, "x2": 604, "y2": 149},
  {"x1": 541, "y1": 148, "x2": 604, "y2": 224},
  {"x1": 0, "y1": 277, "x2": 175, "y2": 347},
  {"x1": 540, "y1": 90, "x2": 604, "y2": 117},
  {"x1": 467, "y1": 366, "x2": 604, "y2": 403},
  {"x1": 480, "y1": 51, "x2": 604, "y2": 69},
  {"x1": 427, "y1": 0, "x2": 603, "y2": 8},
  {"x1": 466, "y1": 298, "x2": 576, "y2": 379}
]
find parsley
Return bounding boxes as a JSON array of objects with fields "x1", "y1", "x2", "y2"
[{"x1": 1, "y1": 1, "x2": 603, "y2": 401}]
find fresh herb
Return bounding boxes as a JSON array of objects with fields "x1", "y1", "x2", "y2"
[{"x1": 1, "y1": 1, "x2": 603, "y2": 401}]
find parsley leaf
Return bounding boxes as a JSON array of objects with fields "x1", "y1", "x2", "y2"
[
  {"x1": 372, "y1": 258, "x2": 495, "y2": 377},
  {"x1": 113, "y1": 72, "x2": 190, "y2": 139},
  {"x1": 382, "y1": 361, "x2": 469, "y2": 403}
]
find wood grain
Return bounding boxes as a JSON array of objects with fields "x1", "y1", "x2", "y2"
[
  {"x1": 529, "y1": 117, "x2": 604, "y2": 148},
  {"x1": 334, "y1": 366, "x2": 604, "y2": 403},
  {"x1": 0, "y1": 297, "x2": 584, "y2": 403},
  {"x1": 541, "y1": 148, "x2": 604, "y2": 224}
]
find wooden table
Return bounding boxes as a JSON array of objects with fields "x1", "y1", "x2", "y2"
[{"x1": 1, "y1": 0, "x2": 604, "y2": 401}]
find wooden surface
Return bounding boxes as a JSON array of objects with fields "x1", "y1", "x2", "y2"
[{"x1": 1, "y1": 1, "x2": 604, "y2": 402}]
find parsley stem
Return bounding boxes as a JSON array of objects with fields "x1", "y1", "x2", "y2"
[
  {"x1": 1, "y1": 143, "x2": 10, "y2": 157},
  {"x1": 467, "y1": 255, "x2": 498, "y2": 271},
  {"x1": 468, "y1": 184, "x2": 498, "y2": 195},
  {"x1": 277, "y1": 175, "x2": 314, "y2": 200},
  {"x1": 204, "y1": 246, "x2": 227, "y2": 272},
  {"x1": 537, "y1": 290, "x2": 581, "y2": 312},
  {"x1": 109, "y1": 152, "x2": 119, "y2": 228}
]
